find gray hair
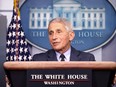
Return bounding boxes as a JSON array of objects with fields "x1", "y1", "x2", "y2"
[{"x1": 48, "y1": 18, "x2": 73, "y2": 32}]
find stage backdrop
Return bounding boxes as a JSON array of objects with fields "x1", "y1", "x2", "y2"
[{"x1": 20, "y1": 0, "x2": 116, "y2": 61}]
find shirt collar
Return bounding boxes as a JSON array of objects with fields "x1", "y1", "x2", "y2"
[{"x1": 55, "y1": 47, "x2": 71, "y2": 62}]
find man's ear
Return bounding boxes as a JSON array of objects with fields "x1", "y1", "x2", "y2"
[{"x1": 69, "y1": 31, "x2": 75, "y2": 41}]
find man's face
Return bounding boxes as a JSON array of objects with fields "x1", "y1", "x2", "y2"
[{"x1": 48, "y1": 22, "x2": 74, "y2": 53}]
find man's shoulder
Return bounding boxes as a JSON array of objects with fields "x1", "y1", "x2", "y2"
[
  {"x1": 32, "y1": 52, "x2": 46, "y2": 61},
  {"x1": 79, "y1": 51, "x2": 94, "y2": 57},
  {"x1": 32, "y1": 49, "x2": 54, "y2": 61},
  {"x1": 79, "y1": 51, "x2": 95, "y2": 61},
  {"x1": 71, "y1": 47, "x2": 95, "y2": 61}
]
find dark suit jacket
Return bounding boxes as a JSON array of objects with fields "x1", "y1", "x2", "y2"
[{"x1": 33, "y1": 47, "x2": 95, "y2": 61}]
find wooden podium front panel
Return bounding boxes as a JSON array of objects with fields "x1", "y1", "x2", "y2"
[{"x1": 4, "y1": 62, "x2": 116, "y2": 87}]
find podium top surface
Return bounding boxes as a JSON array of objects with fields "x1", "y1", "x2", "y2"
[{"x1": 3, "y1": 61, "x2": 116, "y2": 70}]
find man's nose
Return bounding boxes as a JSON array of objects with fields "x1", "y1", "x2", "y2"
[{"x1": 52, "y1": 33, "x2": 57, "y2": 40}]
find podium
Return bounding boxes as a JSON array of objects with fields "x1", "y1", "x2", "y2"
[{"x1": 4, "y1": 62, "x2": 116, "y2": 87}]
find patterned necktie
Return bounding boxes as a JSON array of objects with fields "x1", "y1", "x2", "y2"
[{"x1": 60, "y1": 54, "x2": 65, "y2": 61}]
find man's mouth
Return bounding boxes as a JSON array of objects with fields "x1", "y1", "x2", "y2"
[{"x1": 52, "y1": 42, "x2": 59, "y2": 46}]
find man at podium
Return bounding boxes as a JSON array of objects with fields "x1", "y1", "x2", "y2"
[{"x1": 33, "y1": 18, "x2": 95, "y2": 61}]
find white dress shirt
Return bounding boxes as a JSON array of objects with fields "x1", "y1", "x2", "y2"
[{"x1": 55, "y1": 47, "x2": 71, "y2": 62}]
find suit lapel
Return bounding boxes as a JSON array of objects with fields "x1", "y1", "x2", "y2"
[
  {"x1": 47, "y1": 49, "x2": 57, "y2": 61},
  {"x1": 70, "y1": 47, "x2": 81, "y2": 61}
]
